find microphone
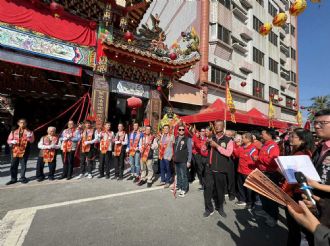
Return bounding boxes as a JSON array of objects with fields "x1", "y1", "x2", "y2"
[{"x1": 294, "y1": 171, "x2": 316, "y2": 206}]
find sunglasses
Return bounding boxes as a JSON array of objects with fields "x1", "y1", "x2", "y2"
[{"x1": 178, "y1": 129, "x2": 185, "y2": 131}]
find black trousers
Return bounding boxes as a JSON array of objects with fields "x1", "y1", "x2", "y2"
[
  {"x1": 99, "y1": 151, "x2": 112, "y2": 176},
  {"x1": 225, "y1": 159, "x2": 236, "y2": 198},
  {"x1": 193, "y1": 154, "x2": 205, "y2": 185},
  {"x1": 237, "y1": 173, "x2": 255, "y2": 205},
  {"x1": 36, "y1": 156, "x2": 56, "y2": 178},
  {"x1": 80, "y1": 150, "x2": 95, "y2": 174},
  {"x1": 260, "y1": 172, "x2": 281, "y2": 221},
  {"x1": 62, "y1": 151, "x2": 75, "y2": 178},
  {"x1": 10, "y1": 154, "x2": 29, "y2": 181},
  {"x1": 204, "y1": 166, "x2": 227, "y2": 212},
  {"x1": 114, "y1": 148, "x2": 125, "y2": 178}
]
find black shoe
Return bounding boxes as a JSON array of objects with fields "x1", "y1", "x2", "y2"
[
  {"x1": 58, "y1": 176, "x2": 66, "y2": 180},
  {"x1": 147, "y1": 182, "x2": 152, "y2": 188},
  {"x1": 6, "y1": 180, "x2": 17, "y2": 185},
  {"x1": 105, "y1": 175, "x2": 110, "y2": 179},
  {"x1": 218, "y1": 209, "x2": 227, "y2": 218},
  {"x1": 117, "y1": 177, "x2": 123, "y2": 181},
  {"x1": 20, "y1": 177, "x2": 29, "y2": 184},
  {"x1": 48, "y1": 176, "x2": 55, "y2": 181},
  {"x1": 66, "y1": 177, "x2": 72, "y2": 180},
  {"x1": 138, "y1": 180, "x2": 146, "y2": 186},
  {"x1": 37, "y1": 178, "x2": 44, "y2": 182},
  {"x1": 229, "y1": 196, "x2": 235, "y2": 201},
  {"x1": 203, "y1": 210, "x2": 215, "y2": 218},
  {"x1": 111, "y1": 176, "x2": 117, "y2": 180},
  {"x1": 127, "y1": 176, "x2": 134, "y2": 180},
  {"x1": 133, "y1": 177, "x2": 139, "y2": 183},
  {"x1": 97, "y1": 175, "x2": 104, "y2": 179}
]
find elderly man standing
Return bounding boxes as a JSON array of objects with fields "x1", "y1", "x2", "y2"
[
  {"x1": 36, "y1": 126, "x2": 60, "y2": 181},
  {"x1": 203, "y1": 120, "x2": 233, "y2": 218},
  {"x1": 6, "y1": 119, "x2": 35, "y2": 185}
]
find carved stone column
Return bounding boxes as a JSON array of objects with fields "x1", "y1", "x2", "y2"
[
  {"x1": 91, "y1": 75, "x2": 110, "y2": 127},
  {"x1": 146, "y1": 90, "x2": 162, "y2": 132}
]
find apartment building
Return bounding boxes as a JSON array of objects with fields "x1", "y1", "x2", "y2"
[{"x1": 142, "y1": 0, "x2": 298, "y2": 123}]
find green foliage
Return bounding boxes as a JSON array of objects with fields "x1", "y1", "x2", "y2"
[{"x1": 307, "y1": 95, "x2": 330, "y2": 121}]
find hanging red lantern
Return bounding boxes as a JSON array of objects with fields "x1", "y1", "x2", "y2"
[
  {"x1": 202, "y1": 65, "x2": 209, "y2": 72},
  {"x1": 278, "y1": 97, "x2": 283, "y2": 102},
  {"x1": 157, "y1": 86, "x2": 162, "y2": 91},
  {"x1": 127, "y1": 96, "x2": 142, "y2": 109},
  {"x1": 169, "y1": 53, "x2": 177, "y2": 60},
  {"x1": 240, "y1": 81, "x2": 247, "y2": 87},
  {"x1": 143, "y1": 118, "x2": 150, "y2": 127},
  {"x1": 89, "y1": 21, "x2": 97, "y2": 30},
  {"x1": 124, "y1": 31, "x2": 134, "y2": 43},
  {"x1": 50, "y1": 1, "x2": 64, "y2": 18},
  {"x1": 225, "y1": 74, "x2": 232, "y2": 81},
  {"x1": 300, "y1": 106, "x2": 306, "y2": 110}
]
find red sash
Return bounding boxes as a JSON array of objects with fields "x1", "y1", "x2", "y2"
[
  {"x1": 141, "y1": 135, "x2": 154, "y2": 162},
  {"x1": 100, "y1": 131, "x2": 113, "y2": 154},
  {"x1": 114, "y1": 131, "x2": 125, "y2": 157},
  {"x1": 159, "y1": 135, "x2": 170, "y2": 160},
  {"x1": 129, "y1": 132, "x2": 141, "y2": 157},
  {"x1": 12, "y1": 129, "x2": 30, "y2": 158},
  {"x1": 81, "y1": 129, "x2": 94, "y2": 153},
  {"x1": 62, "y1": 128, "x2": 74, "y2": 153},
  {"x1": 43, "y1": 135, "x2": 58, "y2": 163}
]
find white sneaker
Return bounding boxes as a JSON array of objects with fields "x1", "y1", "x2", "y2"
[
  {"x1": 178, "y1": 191, "x2": 186, "y2": 198},
  {"x1": 265, "y1": 217, "x2": 277, "y2": 227},
  {"x1": 84, "y1": 173, "x2": 89, "y2": 177},
  {"x1": 254, "y1": 210, "x2": 269, "y2": 218},
  {"x1": 76, "y1": 174, "x2": 84, "y2": 179},
  {"x1": 87, "y1": 174, "x2": 93, "y2": 179}
]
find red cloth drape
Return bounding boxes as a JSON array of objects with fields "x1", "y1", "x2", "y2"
[{"x1": 0, "y1": 0, "x2": 96, "y2": 47}]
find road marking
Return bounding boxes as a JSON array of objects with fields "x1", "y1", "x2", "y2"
[{"x1": 0, "y1": 186, "x2": 164, "y2": 246}]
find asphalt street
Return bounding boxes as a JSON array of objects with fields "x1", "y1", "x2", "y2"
[{"x1": 0, "y1": 150, "x2": 289, "y2": 246}]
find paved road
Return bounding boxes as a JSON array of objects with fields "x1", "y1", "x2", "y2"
[{"x1": 0, "y1": 151, "x2": 289, "y2": 246}]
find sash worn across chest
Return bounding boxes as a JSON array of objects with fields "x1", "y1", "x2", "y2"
[
  {"x1": 141, "y1": 135, "x2": 154, "y2": 162},
  {"x1": 159, "y1": 135, "x2": 170, "y2": 160},
  {"x1": 100, "y1": 131, "x2": 113, "y2": 154},
  {"x1": 62, "y1": 128, "x2": 74, "y2": 153},
  {"x1": 43, "y1": 135, "x2": 58, "y2": 164},
  {"x1": 129, "y1": 132, "x2": 141, "y2": 156},
  {"x1": 82, "y1": 129, "x2": 94, "y2": 153},
  {"x1": 114, "y1": 131, "x2": 125, "y2": 157},
  {"x1": 12, "y1": 129, "x2": 29, "y2": 158}
]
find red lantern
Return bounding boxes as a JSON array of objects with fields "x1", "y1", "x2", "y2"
[
  {"x1": 50, "y1": 1, "x2": 64, "y2": 18},
  {"x1": 240, "y1": 81, "x2": 247, "y2": 87},
  {"x1": 157, "y1": 86, "x2": 162, "y2": 91},
  {"x1": 143, "y1": 118, "x2": 150, "y2": 126},
  {"x1": 127, "y1": 96, "x2": 142, "y2": 109},
  {"x1": 169, "y1": 53, "x2": 177, "y2": 60},
  {"x1": 124, "y1": 31, "x2": 134, "y2": 43},
  {"x1": 89, "y1": 21, "x2": 97, "y2": 30},
  {"x1": 278, "y1": 97, "x2": 283, "y2": 102},
  {"x1": 256, "y1": 87, "x2": 261, "y2": 93},
  {"x1": 300, "y1": 106, "x2": 306, "y2": 110},
  {"x1": 202, "y1": 65, "x2": 209, "y2": 72},
  {"x1": 225, "y1": 75, "x2": 232, "y2": 81}
]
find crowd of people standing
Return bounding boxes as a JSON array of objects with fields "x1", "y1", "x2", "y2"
[{"x1": 4, "y1": 108, "x2": 330, "y2": 246}]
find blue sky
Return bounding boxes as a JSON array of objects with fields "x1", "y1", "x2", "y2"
[{"x1": 298, "y1": 1, "x2": 330, "y2": 110}]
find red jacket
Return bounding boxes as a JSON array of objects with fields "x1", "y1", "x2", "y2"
[
  {"x1": 257, "y1": 140, "x2": 280, "y2": 172},
  {"x1": 233, "y1": 142, "x2": 241, "y2": 159},
  {"x1": 237, "y1": 144, "x2": 258, "y2": 175},
  {"x1": 253, "y1": 140, "x2": 263, "y2": 150},
  {"x1": 199, "y1": 136, "x2": 208, "y2": 157},
  {"x1": 192, "y1": 135, "x2": 200, "y2": 155}
]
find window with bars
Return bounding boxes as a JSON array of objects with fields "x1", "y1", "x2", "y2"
[
  {"x1": 211, "y1": 66, "x2": 227, "y2": 85},
  {"x1": 269, "y1": 31, "x2": 278, "y2": 46},
  {"x1": 217, "y1": 24, "x2": 231, "y2": 45},
  {"x1": 286, "y1": 96, "x2": 294, "y2": 108},
  {"x1": 290, "y1": 24, "x2": 295, "y2": 37},
  {"x1": 291, "y1": 48, "x2": 296, "y2": 60},
  {"x1": 218, "y1": 0, "x2": 231, "y2": 9},
  {"x1": 253, "y1": 80, "x2": 265, "y2": 99},
  {"x1": 291, "y1": 71, "x2": 297, "y2": 83},
  {"x1": 268, "y1": 2, "x2": 277, "y2": 17},
  {"x1": 253, "y1": 47, "x2": 264, "y2": 66},
  {"x1": 269, "y1": 87, "x2": 279, "y2": 103},
  {"x1": 256, "y1": 0, "x2": 264, "y2": 7},
  {"x1": 253, "y1": 16, "x2": 263, "y2": 32},
  {"x1": 269, "y1": 58, "x2": 278, "y2": 74}
]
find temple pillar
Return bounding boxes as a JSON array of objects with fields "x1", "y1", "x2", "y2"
[{"x1": 146, "y1": 90, "x2": 162, "y2": 132}]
